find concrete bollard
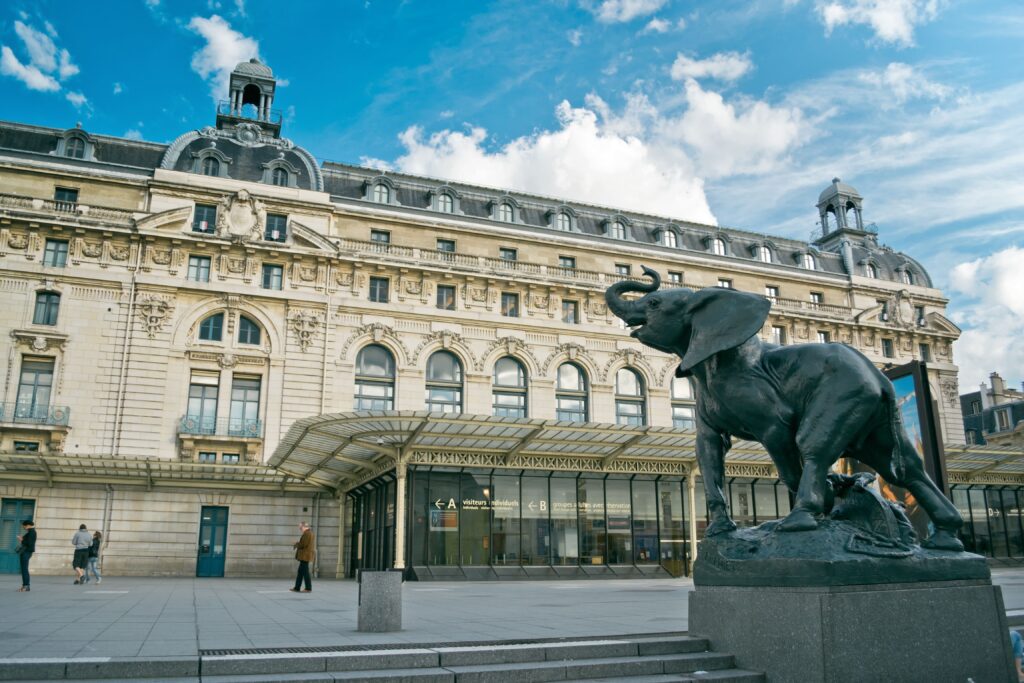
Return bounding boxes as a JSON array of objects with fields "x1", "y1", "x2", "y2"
[{"x1": 357, "y1": 570, "x2": 402, "y2": 632}]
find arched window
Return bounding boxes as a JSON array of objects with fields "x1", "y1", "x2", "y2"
[
  {"x1": 824, "y1": 208, "x2": 837, "y2": 233},
  {"x1": 426, "y1": 351, "x2": 462, "y2": 413},
  {"x1": 756, "y1": 245, "x2": 772, "y2": 263},
  {"x1": 845, "y1": 204, "x2": 858, "y2": 229},
  {"x1": 662, "y1": 231, "x2": 678, "y2": 248},
  {"x1": 498, "y1": 202, "x2": 514, "y2": 222},
  {"x1": 65, "y1": 136, "x2": 85, "y2": 159},
  {"x1": 555, "y1": 363, "x2": 588, "y2": 423},
  {"x1": 614, "y1": 368, "x2": 646, "y2": 426},
  {"x1": 201, "y1": 156, "x2": 220, "y2": 177},
  {"x1": 33, "y1": 291, "x2": 60, "y2": 325},
  {"x1": 865, "y1": 263, "x2": 878, "y2": 279},
  {"x1": 711, "y1": 238, "x2": 726, "y2": 256},
  {"x1": 901, "y1": 269, "x2": 914, "y2": 285},
  {"x1": 610, "y1": 221, "x2": 627, "y2": 240},
  {"x1": 355, "y1": 344, "x2": 395, "y2": 411},
  {"x1": 555, "y1": 212, "x2": 571, "y2": 231},
  {"x1": 238, "y1": 316, "x2": 261, "y2": 345},
  {"x1": 438, "y1": 193, "x2": 454, "y2": 213},
  {"x1": 198, "y1": 313, "x2": 224, "y2": 342},
  {"x1": 492, "y1": 356, "x2": 527, "y2": 418},
  {"x1": 671, "y1": 376, "x2": 695, "y2": 430},
  {"x1": 373, "y1": 183, "x2": 390, "y2": 204},
  {"x1": 271, "y1": 167, "x2": 289, "y2": 186},
  {"x1": 802, "y1": 253, "x2": 817, "y2": 270}
]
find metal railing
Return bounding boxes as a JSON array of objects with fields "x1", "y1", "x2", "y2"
[
  {"x1": 178, "y1": 415, "x2": 263, "y2": 438},
  {"x1": 216, "y1": 101, "x2": 283, "y2": 125},
  {"x1": 0, "y1": 192, "x2": 134, "y2": 224},
  {"x1": 0, "y1": 402, "x2": 71, "y2": 426}
]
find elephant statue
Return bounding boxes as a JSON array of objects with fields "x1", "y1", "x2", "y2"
[{"x1": 605, "y1": 266, "x2": 964, "y2": 551}]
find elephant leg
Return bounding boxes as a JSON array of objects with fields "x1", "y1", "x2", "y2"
[
  {"x1": 762, "y1": 428, "x2": 802, "y2": 495},
  {"x1": 779, "y1": 397, "x2": 874, "y2": 532},
  {"x1": 696, "y1": 427, "x2": 735, "y2": 536}
]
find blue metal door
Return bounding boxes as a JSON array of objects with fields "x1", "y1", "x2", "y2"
[
  {"x1": 196, "y1": 506, "x2": 229, "y2": 577},
  {"x1": 1, "y1": 498, "x2": 35, "y2": 573}
]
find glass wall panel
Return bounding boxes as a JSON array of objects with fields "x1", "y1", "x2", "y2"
[
  {"x1": 951, "y1": 487, "x2": 976, "y2": 553},
  {"x1": 775, "y1": 482, "x2": 792, "y2": 519},
  {"x1": 491, "y1": 473, "x2": 521, "y2": 565},
  {"x1": 968, "y1": 489, "x2": 993, "y2": 557},
  {"x1": 632, "y1": 479, "x2": 658, "y2": 563},
  {"x1": 550, "y1": 475, "x2": 579, "y2": 565},
  {"x1": 410, "y1": 470, "x2": 429, "y2": 565},
  {"x1": 606, "y1": 478, "x2": 632, "y2": 564},
  {"x1": 658, "y1": 479, "x2": 686, "y2": 576},
  {"x1": 427, "y1": 470, "x2": 461, "y2": 565},
  {"x1": 693, "y1": 476, "x2": 708, "y2": 539},
  {"x1": 460, "y1": 471, "x2": 491, "y2": 565},
  {"x1": 521, "y1": 476, "x2": 550, "y2": 565},
  {"x1": 753, "y1": 480, "x2": 778, "y2": 523},
  {"x1": 578, "y1": 476, "x2": 606, "y2": 565},
  {"x1": 1007, "y1": 489, "x2": 1024, "y2": 557},
  {"x1": 728, "y1": 479, "x2": 756, "y2": 528},
  {"x1": 986, "y1": 488, "x2": 1010, "y2": 558}
]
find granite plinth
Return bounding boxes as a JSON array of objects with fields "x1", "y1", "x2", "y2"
[
  {"x1": 694, "y1": 519, "x2": 989, "y2": 587},
  {"x1": 357, "y1": 570, "x2": 402, "y2": 632},
  {"x1": 689, "y1": 579, "x2": 1015, "y2": 683}
]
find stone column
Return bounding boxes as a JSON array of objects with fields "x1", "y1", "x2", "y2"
[
  {"x1": 393, "y1": 451, "x2": 408, "y2": 570},
  {"x1": 335, "y1": 495, "x2": 347, "y2": 578}
]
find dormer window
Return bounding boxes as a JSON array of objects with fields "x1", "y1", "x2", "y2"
[
  {"x1": 901, "y1": 269, "x2": 914, "y2": 285},
  {"x1": 755, "y1": 245, "x2": 772, "y2": 263},
  {"x1": 555, "y1": 213, "x2": 571, "y2": 231},
  {"x1": 609, "y1": 220, "x2": 627, "y2": 240},
  {"x1": 498, "y1": 202, "x2": 514, "y2": 222},
  {"x1": 662, "y1": 231, "x2": 678, "y2": 248},
  {"x1": 271, "y1": 167, "x2": 289, "y2": 186},
  {"x1": 192, "y1": 148, "x2": 230, "y2": 178},
  {"x1": 65, "y1": 136, "x2": 86, "y2": 159},
  {"x1": 438, "y1": 193, "x2": 454, "y2": 213},
  {"x1": 373, "y1": 183, "x2": 390, "y2": 204},
  {"x1": 801, "y1": 253, "x2": 817, "y2": 270},
  {"x1": 711, "y1": 238, "x2": 727, "y2": 256},
  {"x1": 865, "y1": 263, "x2": 878, "y2": 279},
  {"x1": 202, "y1": 157, "x2": 220, "y2": 177}
]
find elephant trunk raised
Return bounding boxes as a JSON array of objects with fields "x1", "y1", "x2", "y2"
[{"x1": 605, "y1": 265, "x2": 661, "y2": 326}]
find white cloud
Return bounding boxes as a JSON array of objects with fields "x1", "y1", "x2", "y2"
[
  {"x1": 145, "y1": 0, "x2": 160, "y2": 6},
  {"x1": 661, "y1": 79, "x2": 807, "y2": 178},
  {"x1": 816, "y1": 0, "x2": 944, "y2": 46},
  {"x1": 187, "y1": 15, "x2": 259, "y2": 100},
  {"x1": 65, "y1": 91, "x2": 87, "y2": 108},
  {"x1": 590, "y1": 0, "x2": 668, "y2": 24},
  {"x1": 439, "y1": 110, "x2": 455, "y2": 119},
  {"x1": 567, "y1": 28, "x2": 583, "y2": 46},
  {"x1": 123, "y1": 129, "x2": 144, "y2": 140},
  {"x1": 670, "y1": 51, "x2": 753, "y2": 82},
  {"x1": 57, "y1": 48, "x2": 78, "y2": 79},
  {"x1": 384, "y1": 99, "x2": 716, "y2": 224},
  {"x1": 275, "y1": 77, "x2": 290, "y2": 87},
  {"x1": 0, "y1": 45, "x2": 60, "y2": 91},
  {"x1": 948, "y1": 246, "x2": 1024, "y2": 390},
  {"x1": 641, "y1": 17, "x2": 670, "y2": 33},
  {"x1": 113, "y1": 82, "x2": 123, "y2": 94},
  {"x1": 13, "y1": 20, "x2": 57, "y2": 72},
  {"x1": 857, "y1": 62, "x2": 950, "y2": 103},
  {"x1": 234, "y1": 0, "x2": 246, "y2": 16}
]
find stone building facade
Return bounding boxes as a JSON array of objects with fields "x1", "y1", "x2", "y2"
[{"x1": 0, "y1": 59, "x2": 975, "y2": 579}]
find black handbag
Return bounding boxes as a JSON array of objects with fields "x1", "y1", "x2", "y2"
[{"x1": 14, "y1": 543, "x2": 25, "y2": 555}]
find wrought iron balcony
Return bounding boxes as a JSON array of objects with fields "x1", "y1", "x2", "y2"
[
  {"x1": 178, "y1": 415, "x2": 263, "y2": 438},
  {"x1": 0, "y1": 402, "x2": 71, "y2": 426}
]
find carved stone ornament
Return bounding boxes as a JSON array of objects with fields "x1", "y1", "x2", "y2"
[
  {"x1": 216, "y1": 190, "x2": 265, "y2": 243},
  {"x1": 110, "y1": 245, "x2": 130, "y2": 261},
  {"x1": 288, "y1": 310, "x2": 320, "y2": 352},
  {"x1": 11, "y1": 329, "x2": 68, "y2": 352},
  {"x1": 82, "y1": 241, "x2": 103, "y2": 258},
  {"x1": 7, "y1": 233, "x2": 28, "y2": 250},
  {"x1": 227, "y1": 258, "x2": 246, "y2": 273},
  {"x1": 470, "y1": 287, "x2": 487, "y2": 302},
  {"x1": 335, "y1": 271, "x2": 353, "y2": 287},
  {"x1": 135, "y1": 295, "x2": 173, "y2": 339},
  {"x1": 940, "y1": 378, "x2": 959, "y2": 407},
  {"x1": 298, "y1": 266, "x2": 317, "y2": 282},
  {"x1": 404, "y1": 280, "x2": 422, "y2": 295}
]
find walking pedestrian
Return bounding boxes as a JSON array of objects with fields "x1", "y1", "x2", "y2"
[
  {"x1": 71, "y1": 524, "x2": 91, "y2": 584},
  {"x1": 86, "y1": 531, "x2": 103, "y2": 584},
  {"x1": 290, "y1": 521, "x2": 314, "y2": 593},
  {"x1": 16, "y1": 519, "x2": 35, "y2": 592}
]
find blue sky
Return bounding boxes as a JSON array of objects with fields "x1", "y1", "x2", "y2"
[{"x1": 2, "y1": 0, "x2": 1023, "y2": 391}]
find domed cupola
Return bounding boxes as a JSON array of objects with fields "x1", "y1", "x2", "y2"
[
  {"x1": 817, "y1": 177, "x2": 864, "y2": 236},
  {"x1": 216, "y1": 58, "x2": 280, "y2": 138}
]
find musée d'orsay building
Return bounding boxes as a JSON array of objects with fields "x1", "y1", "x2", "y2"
[{"x1": 1, "y1": 59, "x2": 1020, "y2": 581}]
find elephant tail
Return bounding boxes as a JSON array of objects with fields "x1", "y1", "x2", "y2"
[{"x1": 886, "y1": 388, "x2": 908, "y2": 482}]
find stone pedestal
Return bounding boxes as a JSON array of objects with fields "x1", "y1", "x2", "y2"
[
  {"x1": 357, "y1": 570, "x2": 402, "y2": 632},
  {"x1": 689, "y1": 579, "x2": 1016, "y2": 683}
]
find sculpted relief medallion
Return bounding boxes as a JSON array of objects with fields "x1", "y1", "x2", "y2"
[{"x1": 217, "y1": 190, "x2": 265, "y2": 243}]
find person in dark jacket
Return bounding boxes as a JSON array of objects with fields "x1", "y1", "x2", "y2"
[
  {"x1": 17, "y1": 519, "x2": 35, "y2": 592},
  {"x1": 71, "y1": 524, "x2": 91, "y2": 584},
  {"x1": 290, "y1": 522, "x2": 315, "y2": 593}
]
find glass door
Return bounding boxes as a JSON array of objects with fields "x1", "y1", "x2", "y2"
[
  {"x1": 196, "y1": 506, "x2": 229, "y2": 577},
  {"x1": 0, "y1": 499, "x2": 35, "y2": 573}
]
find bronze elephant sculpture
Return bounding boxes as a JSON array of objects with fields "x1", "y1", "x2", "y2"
[{"x1": 605, "y1": 266, "x2": 963, "y2": 551}]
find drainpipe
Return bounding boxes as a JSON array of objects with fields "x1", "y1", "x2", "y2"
[
  {"x1": 312, "y1": 491, "x2": 321, "y2": 578},
  {"x1": 320, "y1": 263, "x2": 332, "y2": 414},
  {"x1": 111, "y1": 239, "x2": 143, "y2": 456}
]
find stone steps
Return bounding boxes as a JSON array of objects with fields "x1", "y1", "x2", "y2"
[{"x1": 1, "y1": 634, "x2": 764, "y2": 682}]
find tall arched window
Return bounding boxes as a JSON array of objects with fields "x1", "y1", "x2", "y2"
[
  {"x1": 373, "y1": 183, "x2": 390, "y2": 204},
  {"x1": 610, "y1": 221, "x2": 626, "y2": 240},
  {"x1": 615, "y1": 368, "x2": 646, "y2": 426},
  {"x1": 556, "y1": 363, "x2": 588, "y2": 422},
  {"x1": 498, "y1": 203, "x2": 514, "y2": 222},
  {"x1": 271, "y1": 167, "x2": 289, "y2": 186},
  {"x1": 492, "y1": 356, "x2": 527, "y2": 418},
  {"x1": 198, "y1": 313, "x2": 224, "y2": 342},
  {"x1": 33, "y1": 292, "x2": 60, "y2": 326},
  {"x1": 845, "y1": 204, "x2": 858, "y2": 229},
  {"x1": 555, "y1": 213, "x2": 571, "y2": 231},
  {"x1": 711, "y1": 238, "x2": 727, "y2": 256},
  {"x1": 65, "y1": 136, "x2": 85, "y2": 159},
  {"x1": 802, "y1": 253, "x2": 817, "y2": 270},
  {"x1": 671, "y1": 376, "x2": 695, "y2": 430},
  {"x1": 201, "y1": 156, "x2": 220, "y2": 177},
  {"x1": 355, "y1": 344, "x2": 395, "y2": 411},
  {"x1": 237, "y1": 316, "x2": 261, "y2": 345},
  {"x1": 662, "y1": 231, "x2": 677, "y2": 248},
  {"x1": 426, "y1": 351, "x2": 462, "y2": 413},
  {"x1": 824, "y1": 208, "x2": 837, "y2": 233},
  {"x1": 865, "y1": 263, "x2": 878, "y2": 279},
  {"x1": 438, "y1": 193, "x2": 454, "y2": 213}
]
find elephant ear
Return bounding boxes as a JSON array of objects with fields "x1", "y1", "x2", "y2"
[{"x1": 675, "y1": 288, "x2": 771, "y2": 375}]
